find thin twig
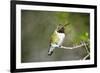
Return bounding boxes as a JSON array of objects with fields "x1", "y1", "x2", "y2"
[
  {"x1": 82, "y1": 41, "x2": 89, "y2": 54},
  {"x1": 59, "y1": 43, "x2": 87, "y2": 50},
  {"x1": 80, "y1": 41, "x2": 90, "y2": 60},
  {"x1": 82, "y1": 53, "x2": 90, "y2": 60}
]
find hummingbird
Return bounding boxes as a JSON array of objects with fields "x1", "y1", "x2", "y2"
[{"x1": 48, "y1": 24, "x2": 69, "y2": 56}]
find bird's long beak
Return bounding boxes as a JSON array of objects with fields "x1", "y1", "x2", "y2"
[
  {"x1": 59, "y1": 23, "x2": 70, "y2": 29},
  {"x1": 64, "y1": 23, "x2": 70, "y2": 27},
  {"x1": 57, "y1": 23, "x2": 70, "y2": 30}
]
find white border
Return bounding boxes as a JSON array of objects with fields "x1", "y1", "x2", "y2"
[{"x1": 16, "y1": 4, "x2": 94, "y2": 69}]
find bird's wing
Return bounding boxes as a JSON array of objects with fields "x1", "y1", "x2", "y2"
[{"x1": 50, "y1": 31, "x2": 60, "y2": 44}]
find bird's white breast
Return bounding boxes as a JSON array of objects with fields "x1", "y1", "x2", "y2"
[{"x1": 56, "y1": 32, "x2": 65, "y2": 46}]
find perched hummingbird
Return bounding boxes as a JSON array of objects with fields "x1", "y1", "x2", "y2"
[{"x1": 48, "y1": 24, "x2": 68, "y2": 56}]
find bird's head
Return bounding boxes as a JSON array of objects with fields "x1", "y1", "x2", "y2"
[{"x1": 56, "y1": 23, "x2": 69, "y2": 33}]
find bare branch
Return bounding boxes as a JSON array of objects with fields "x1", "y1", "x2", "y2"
[
  {"x1": 82, "y1": 53, "x2": 90, "y2": 60},
  {"x1": 57, "y1": 42, "x2": 90, "y2": 60},
  {"x1": 59, "y1": 43, "x2": 87, "y2": 50},
  {"x1": 81, "y1": 41, "x2": 89, "y2": 54}
]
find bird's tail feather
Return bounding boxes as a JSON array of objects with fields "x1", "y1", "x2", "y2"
[{"x1": 48, "y1": 47, "x2": 54, "y2": 56}]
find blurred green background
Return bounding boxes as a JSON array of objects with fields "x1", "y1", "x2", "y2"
[{"x1": 21, "y1": 10, "x2": 90, "y2": 63}]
